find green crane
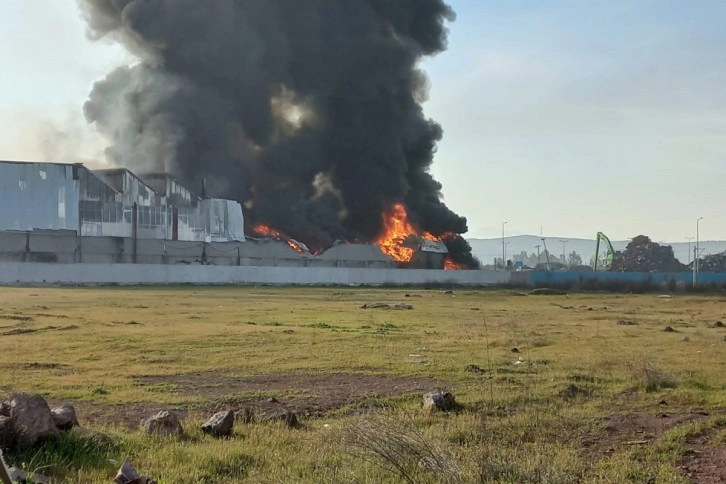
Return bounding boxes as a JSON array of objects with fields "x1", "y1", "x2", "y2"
[{"x1": 593, "y1": 232, "x2": 615, "y2": 271}]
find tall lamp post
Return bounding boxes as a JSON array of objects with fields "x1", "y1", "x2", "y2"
[
  {"x1": 559, "y1": 239, "x2": 569, "y2": 266},
  {"x1": 693, "y1": 217, "x2": 703, "y2": 286},
  {"x1": 501, "y1": 221, "x2": 508, "y2": 270}
]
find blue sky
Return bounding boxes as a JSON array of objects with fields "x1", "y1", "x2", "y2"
[{"x1": 1, "y1": 1, "x2": 725, "y2": 241}]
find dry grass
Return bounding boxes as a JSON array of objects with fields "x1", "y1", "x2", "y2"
[{"x1": 0, "y1": 287, "x2": 724, "y2": 482}]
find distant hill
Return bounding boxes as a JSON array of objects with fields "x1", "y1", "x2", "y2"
[{"x1": 467, "y1": 235, "x2": 726, "y2": 266}]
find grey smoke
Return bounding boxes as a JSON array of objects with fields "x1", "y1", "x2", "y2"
[{"x1": 79, "y1": 0, "x2": 478, "y2": 266}]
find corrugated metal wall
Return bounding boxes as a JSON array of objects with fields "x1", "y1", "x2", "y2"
[
  {"x1": 0, "y1": 162, "x2": 80, "y2": 231},
  {"x1": 0, "y1": 161, "x2": 245, "y2": 242}
]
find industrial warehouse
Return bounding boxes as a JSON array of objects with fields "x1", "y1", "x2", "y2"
[{"x1": 0, "y1": 160, "x2": 448, "y2": 269}]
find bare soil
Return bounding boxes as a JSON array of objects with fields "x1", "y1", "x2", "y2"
[
  {"x1": 67, "y1": 372, "x2": 445, "y2": 428},
  {"x1": 678, "y1": 427, "x2": 726, "y2": 484},
  {"x1": 583, "y1": 410, "x2": 726, "y2": 483}
]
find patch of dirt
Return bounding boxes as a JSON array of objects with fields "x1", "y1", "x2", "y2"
[
  {"x1": 678, "y1": 427, "x2": 726, "y2": 484},
  {"x1": 70, "y1": 372, "x2": 445, "y2": 429},
  {"x1": 583, "y1": 411, "x2": 713, "y2": 457}
]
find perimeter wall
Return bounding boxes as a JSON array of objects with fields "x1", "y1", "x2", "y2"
[{"x1": 3, "y1": 263, "x2": 726, "y2": 287}]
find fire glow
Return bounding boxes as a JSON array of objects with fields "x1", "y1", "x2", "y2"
[
  {"x1": 250, "y1": 224, "x2": 306, "y2": 255},
  {"x1": 375, "y1": 203, "x2": 418, "y2": 262},
  {"x1": 375, "y1": 203, "x2": 464, "y2": 269}
]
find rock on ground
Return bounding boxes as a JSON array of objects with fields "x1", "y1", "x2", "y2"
[
  {"x1": 114, "y1": 459, "x2": 156, "y2": 484},
  {"x1": 143, "y1": 411, "x2": 183, "y2": 437},
  {"x1": 421, "y1": 391, "x2": 456, "y2": 412},
  {"x1": 51, "y1": 405, "x2": 79, "y2": 431},
  {"x1": 260, "y1": 409, "x2": 298, "y2": 428},
  {"x1": 9, "y1": 394, "x2": 60, "y2": 449},
  {"x1": 201, "y1": 411, "x2": 234, "y2": 437},
  {"x1": 7, "y1": 466, "x2": 50, "y2": 484},
  {"x1": 0, "y1": 402, "x2": 9, "y2": 417},
  {"x1": 361, "y1": 302, "x2": 389, "y2": 309}
]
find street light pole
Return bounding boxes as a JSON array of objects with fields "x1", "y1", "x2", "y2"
[
  {"x1": 501, "y1": 221, "x2": 508, "y2": 270},
  {"x1": 559, "y1": 239, "x2": 569, "y2": 266},
  {"x1": 694, "y1": 217, "x2": 703, "y2": 286}
]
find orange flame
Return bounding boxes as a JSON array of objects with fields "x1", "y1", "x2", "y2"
[
  {"x1": 251, "y1": 223, "x2": 305, "y2": 255},
  {"x1": 375, "y1": 203, "x2": 443, "y2": 263},
  {"x1": 252, "y1": 224, "x2": 284, "y2": 239},
  {"x1": 375, "y1": 203, "x2": 417, "y2": 262},
  {"x1": 444, "y1": 257, "x2": 466, "y2": 270}
]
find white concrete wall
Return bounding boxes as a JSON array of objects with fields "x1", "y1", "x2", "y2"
[{"x1": 0, "y1": 262, "x2": 511, "y2": 286}]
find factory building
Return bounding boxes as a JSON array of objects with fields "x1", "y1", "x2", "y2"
[
  {"x1": 0, "y1": 160, "x2": 244, "y2": 242},
  {"x1": 0, "y1": 160, "x2": 396, "y2": 268}
]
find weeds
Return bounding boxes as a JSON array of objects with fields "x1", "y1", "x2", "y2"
[
  {"x1": 630, "y1": 360, "x2": 678, "y2": 392},
  {"x1": 343, "y1": 413, "x2": 464, "y2": 484}
]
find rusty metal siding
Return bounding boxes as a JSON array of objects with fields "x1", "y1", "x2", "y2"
[{"x1": 0, "y1": 161, "x2": 80, "y2": 232}]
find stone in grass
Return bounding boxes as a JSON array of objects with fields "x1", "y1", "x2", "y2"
[
  {"x1": 361, "y1": 302, "x2": 389, "y2": 309},
  {"x1": 7, "y1": 467, "x2": 51, "y2": 484},
  {"x1": 113, "y1": 459, "x2": 156, "y2": 484},
  {"x1": 421, "y1": 391, "x2": 456, "y2": 412},
  {"x1": 51, "y1": 405, "x2": 79, "y2": 431},
  {"x1": 143, "y1": 411, "x2": 183, "y2": 437},
  {"x1": 201, "y1": 410, "x2": 234, "y2": 437},
  {"x1": 260, "y1": 409, "x2": 298, "y2": 428},
  {"x1": 663, "y1": 326, "x2": 677, "y2": 333},
  {"x1": 9, "y1": 394, "x2": 60, "y2": 449}
]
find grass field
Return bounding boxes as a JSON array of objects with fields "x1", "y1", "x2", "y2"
[{"x1": 1, "y1": 286, "x2": 725, "y2": 483}]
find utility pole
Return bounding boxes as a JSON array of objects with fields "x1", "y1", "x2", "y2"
[
  {"x1": 559, "y1": 239, "x2": 569, "y2": 266},
  {"x1": 534, "y1": 244, "x2": 541, "y2": 265},
  {"x1": 502, "y1": 221, "x2": 508, "y2": 271},
  {"x1": 694, "y1": 217, "x2": 703, "y2": 286},
  {"x1": 543, "y1": 239, "x2": 551, "y2": 271},
  {"x1": 685, "y1": 237, "x2": 694, "y2": 265}
]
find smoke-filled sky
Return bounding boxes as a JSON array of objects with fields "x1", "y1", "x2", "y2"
[{"x1": 1, "y1": 0, "x2": 725, "y2": 242}]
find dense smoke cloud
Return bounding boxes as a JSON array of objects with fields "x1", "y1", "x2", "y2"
[{"x1": 79, "y1": 0, "x2": 478, "y2": 266}]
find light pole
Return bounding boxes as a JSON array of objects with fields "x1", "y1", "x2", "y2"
[
  {"x1": 694, "y1": 217, "x2": 703, "y2": 286},
  {"x1": 502, "y1": 221, "x2": 508, "y2": 270},
  {"x1": 559, "y1": 239, "x2": 569, "y2": 266},
  {"x1": 685, "y1": 237, "x2": 694, "y2": 265}
]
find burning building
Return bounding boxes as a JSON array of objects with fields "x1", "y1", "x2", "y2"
[{"x1": 78, "y1": 0, "x2": 480, "y2": 270}]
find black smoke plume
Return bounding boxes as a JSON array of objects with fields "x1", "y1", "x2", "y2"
[{"x1": 79, "y1": 0, "x2": 479, "y2": 267}]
